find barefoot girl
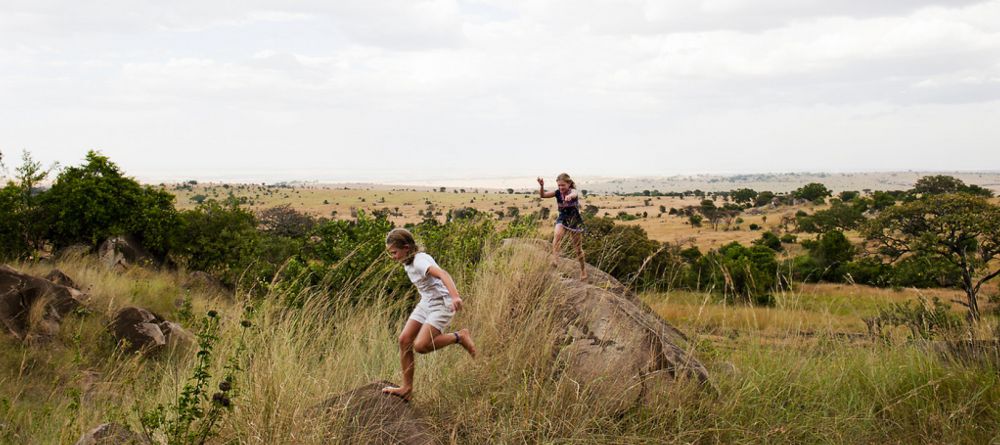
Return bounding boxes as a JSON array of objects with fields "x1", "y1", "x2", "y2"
[
  {"x1": 538, "y1": 173, "x2": 588, "y2": 280},
  {"x1": 383, "y1": 228, "x2": 477, "y2": 401}
]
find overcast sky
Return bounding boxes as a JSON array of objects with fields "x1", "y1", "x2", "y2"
[{"x1": 2, "y1": 0, "x2": 1000, "y2": 183}]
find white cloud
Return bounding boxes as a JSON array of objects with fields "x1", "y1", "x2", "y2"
[{"x1": 2, "y1": 1, "x2": 1000, "y2": 181}]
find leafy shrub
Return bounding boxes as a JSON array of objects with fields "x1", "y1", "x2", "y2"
[
  {"x1": 752, "y1": 231, "x2": 783, "y2": 251},
  {"x1": 693, "y1": 242, "x2": 779, "y2": 303},
  {"x1": 890, "y1": 253, "x2": 962, "y2": 288},
  {"x1": 865, "y1": 297, "x2": 962, "y2": 339},
  {"x1": 41, "y1": 151, "x2": 180, "y2": 257}
]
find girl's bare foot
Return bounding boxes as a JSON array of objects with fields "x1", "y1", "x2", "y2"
[
  {"x1": 382, "y1": 385, "x2": 412, "y2": 402},
  {"x1": 457, "y1": 328, "x2": 477, "y2": 358}
]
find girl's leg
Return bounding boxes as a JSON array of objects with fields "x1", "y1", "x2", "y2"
[
  {"x1": 383, "y1": 319, "x2": 422, "y2": 399},
  {"x1": 413, "y1": 324, "x2": 477, "y2": 357},
  {"x1": 551, "y1": 224, "x2": 566, "y2": 266},
  {"x1": 572, "y1": 231, "x2": 587, "y2": 280}
]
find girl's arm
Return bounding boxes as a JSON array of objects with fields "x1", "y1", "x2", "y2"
[
  {"x1": 564, "y1": 189, "x2": 579, "y2": 201},
  {"x1": 427, "y1": 265, "x2": 464, "y2": 312},
  {"x1": 537, "y1": 177, "x2": 556, "y2": 198}
]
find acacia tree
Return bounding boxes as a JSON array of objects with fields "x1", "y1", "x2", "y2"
[{"x1": 864, "y1": 194, "x2": 1000, "y2": 321}]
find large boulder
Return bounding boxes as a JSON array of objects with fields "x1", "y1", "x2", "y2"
[
  {"x1": 311, "y1": 381, "x2": 437, "y2": 445},
  {"x1": 0, "y1": 265, "x2": 86, "y2": 340},
  {"x1": 98, "y1": 235, "x2": 155, "y2": 271},
  {"x1": 182, "y1": 271, "x2": 228, "y2": 295},
  {"x1": 44, "y1": 269, "x2": 78, "y2": 289},
  {"x1": 109, "y1": 307, "x2": 192, "y2": 353},
  {"x1": 75, "y1": 423, "x2": 147, "y2": 445},
  {"x1": 501, "y1": 239, "x2": 711, "y2": 410}
]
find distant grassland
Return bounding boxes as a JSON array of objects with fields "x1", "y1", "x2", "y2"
[{"x1": 167, "y1": 183, "x2": 811, "y2": 250}]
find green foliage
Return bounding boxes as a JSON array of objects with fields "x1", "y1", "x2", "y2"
[
  {"x1": 754, "y1": 191, "x2": 776, "y2": 207},
  {"x1": 793, "y1": 183, "x2": 832, "y2": 203},
  {"x1": 795, "y1": 200, "x2": 865, "y2": 233},
  {"x1": 40, "y1": 150, "x2": 179, "y2": 257},
  {"x1": 140, "y1": 309, "x2": 252, "y2": 444},
  {"x1": 730, "y1": 188, "x2": 758, "y2": 206},
  {"x1": 173, "y1": 200, "x2": 259, "y2": 286},
  {"x1": 752, "y1": 231, "x2": 783, "y2": 252},
  {"x1": 582, "y1": 216, "x2": 659, "y2": 282},
  {"x1": 838, "y1": 190, "x2": 860, "y2": 202},
  {"x1": 0, "y1": 151, "x2": 56, "y2": 260},
  {"x1": 890, "y1": 253, "x2": 962, "y2": 288},
  {"x1": 865, "y1": 193, "x2": 1000, "y2": 320},
  {"x1": 911, "y1": 175, "x2": 994, "y2": 198},
  {"x1": 867, "y1": 297, "x2": 962, "y2": 340},
  {"x1": 841, "y1": 256, "x2": 892, "y2": 286},
  {"x1": 688, "y1": 214, "x2": 703, "y2": 227},
  {"x1": 792, "y1": 230, "x2": 856, "y2": 282},
  {"x1": 693, "y1": 242, "x2": 779, "y2": 302}
]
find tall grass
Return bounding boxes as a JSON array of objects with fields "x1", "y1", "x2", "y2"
[{"x1": 2, "y1": 245, "x2": 999, "y2": 444}]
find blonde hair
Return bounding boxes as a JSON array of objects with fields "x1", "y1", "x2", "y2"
[
  {"x1": 556, "y1": 173, "x2": 576, "y2": 189},
  {"x1": 385, "y1": 228, "x2": 419, "y2": 265}
]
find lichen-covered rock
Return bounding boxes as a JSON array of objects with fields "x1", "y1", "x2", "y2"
[
  {"x1": 109, "y1": 306, "x2": 192, "y2": 353},
  {"x1": 75, "y1": 422, "x2": 147, "y2": 445},
  {"x1": 98, "y1": 235, "x2": 154, "y2": 271},
  {"x1": 500, "y1": 239, "x2": 711, "y2": 410},
  {"x1": 0, "y1": 265, "x2": 86, "y2": 340},
  {"x1": 312, "y1": 381, "x2": 437, "y2": 445}
]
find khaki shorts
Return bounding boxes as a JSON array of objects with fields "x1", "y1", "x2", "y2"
[{"x1": 408, "y1": 296, "x2": 455, "y2": 332}]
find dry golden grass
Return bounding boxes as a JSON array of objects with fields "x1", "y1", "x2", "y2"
[{"x1": 4, "y1": 245, "x2": 1000, "y2": 444}]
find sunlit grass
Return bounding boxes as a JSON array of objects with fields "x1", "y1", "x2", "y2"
[{"x1": 2, "y1": 245, "x2": 999, "y2": 444}]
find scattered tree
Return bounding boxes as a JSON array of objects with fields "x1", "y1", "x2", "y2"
[{"x1": 864, "y1": 194, "x2": 1000, "y2": 320}]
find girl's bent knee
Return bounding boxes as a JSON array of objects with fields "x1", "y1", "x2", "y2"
[{"x1": 398, "y1": 335, "x2": 414, "y2": 350}]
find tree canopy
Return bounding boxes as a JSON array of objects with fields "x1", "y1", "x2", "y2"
[{"x1": 864, "y1": 194, "x2": 1000, "y2": 320}]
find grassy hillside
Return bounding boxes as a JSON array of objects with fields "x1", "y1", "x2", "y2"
[{"x1": 2, "y1": 244, "x2": 999, "y2": 444}]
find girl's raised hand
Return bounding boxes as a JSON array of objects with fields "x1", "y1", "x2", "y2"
[{"x1": 537, "y1": 177, "x2": 544, "y2": 187}]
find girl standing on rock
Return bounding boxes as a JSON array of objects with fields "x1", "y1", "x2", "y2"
[
  {"x1": 382, "y1": 228, "x2": 477, "y2": 401},
  {"x1": 538, "y1": 173, "x2": 588, "y2": 280}
]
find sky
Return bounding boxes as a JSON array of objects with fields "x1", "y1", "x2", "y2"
[{"x1": 2, "y1": 0, "x2": 1000, "y2": 183}]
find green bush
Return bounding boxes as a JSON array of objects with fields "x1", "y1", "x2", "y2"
[
  {"x1": 173, "y1": 199, "x2": 260, "y2": 287},
  {"x1": 693, "y1": 242, "x2": 779, "y2": 302},
  {"x1": 752, "y1": 231, "x2": 783, "y2": 251},
  {"x1": 40, "y1": 151, "x2": 180, "y2": 257},
  {"x1": 890, "y1": 253, "x2": 962, "y2": 288},
  {"x1": 794, "y1": 230, "x2": 856, "y2": 282}
]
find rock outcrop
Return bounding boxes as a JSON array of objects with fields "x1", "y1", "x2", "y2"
[
  {"x1": 312, "y1": 381, "x2": 436, "y2": 445},
  {"x1": 43, "y1": 269, "x2": 78, "y2": 288},
  {"x1": 501, "y1": 239, "x2": 711, "y2": 409},
  {"x1": 0, "y1": 265, "x2": 86, "y2": 340},
  {"x1": 98, "y1": 235, "x2": 155, "y2": 271},
  {"x1": 74, "y1": 423, "x2": 147, "y2": 445},
  {"x1": 109, "y1": 306, "x2": 192, "y2": 353}
]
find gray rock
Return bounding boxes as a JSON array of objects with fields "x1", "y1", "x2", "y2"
[
  {"x1": 109, "y1": 307, "x2": 192, "y2": 353},
  {"x1": 98, "y1": 235, "x2": 154, "y2": 271},
  {"x1": 75, "y1": 423, "x2": 147, "y2": 445},
  {"x1": 501, "y1": 239, "x2": 711, "y2": 411}
]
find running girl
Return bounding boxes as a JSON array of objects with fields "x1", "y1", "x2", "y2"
[
  {"x1": 383, "y1": 228, "x2": 477, "y2": 401},
  {"x1": 538, "y1": 173, "x2": 588, "y2": 280}
]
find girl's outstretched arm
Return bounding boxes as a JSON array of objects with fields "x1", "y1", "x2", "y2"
[
  {"x1": 427, "y1": 265, "x2": 464, "y2": 311},
  {"x1": 537, "y1": 177, "x2": 556, "y2": 198},
  {"x1": 564, "y1": 189, "x2": 579, "y2": 200}
]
